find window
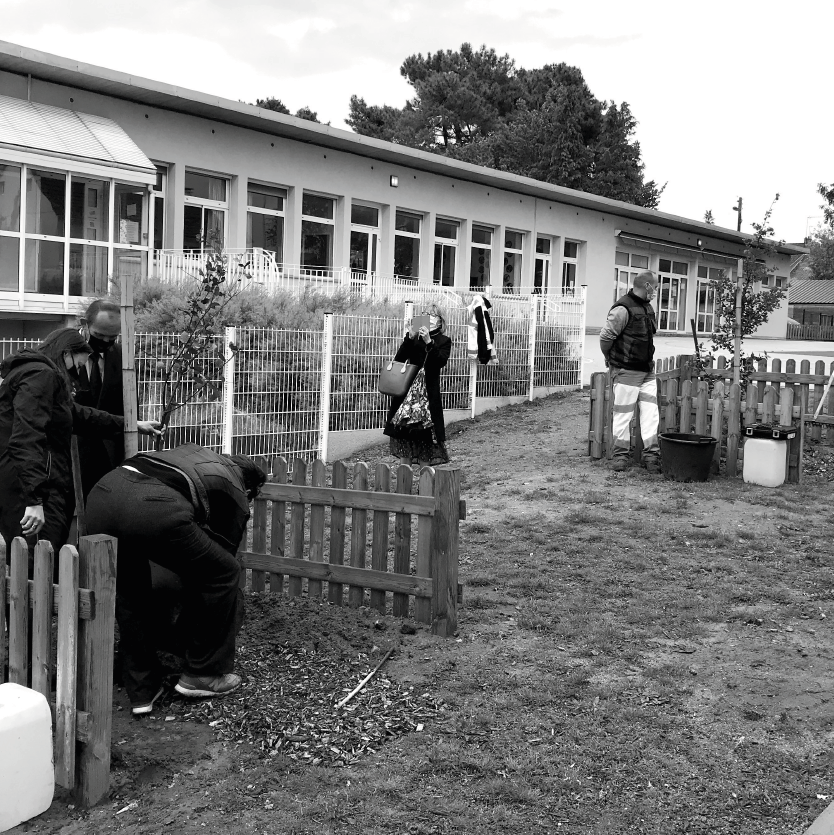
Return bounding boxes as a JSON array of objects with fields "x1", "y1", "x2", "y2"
[
  {"x1": 775, "y1": 275, "x2": 787, "y2": 289},
  {"x1": 151, "y1": 165, "x2": 167, "y2": 251},
  {"x1": 533, "y1": 237, "x2": 551, "y2": 295},
  {"x1": 614, "y1": 250, "x2": 650, "y2": 300},
  {"x1": 394, "y1": 210, "x2": 421, "y2": 280},
  {"x1": 349, "y1": 203, "x2": 379, "y2": 280},
  {"x1": 247, "y1": 183, "x2": 286, "y2": 263},
  {"x1": 657, "y1": 258, "x2": 689, "y2": 331},
  {"x1": 469, "y1": 224, "x2": 492, "y2": 290},
  {"x1": 820, "y1": 314, "x2": 834, "y2": 328},
  {"x1": 0, "y1": 161, "x2": 149, "y2": 296},
  {"x1": 433, "y1": 218, "x2": 458, "y2": 286},
  {"x1": 503, "y1": 230, "x2": 523, "y2": 293},
  {"x1": 561, "y1": 240, "x2": 579, "y2": 294},
  {"x1": 696, "y1": 265, "x2": 721, "y2": 333},
  {"x1": 301, "y1": 192, "x2": 335, "y2": 271},
  {"x1": 183, "y1": 170, "x2": 227, "y2": 252}
]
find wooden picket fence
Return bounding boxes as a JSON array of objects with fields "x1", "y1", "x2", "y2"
[
  {"x1": 588, "y1": 355, "x2": 834, "y2": 482},
  {"x1": 238, "y1": 459, "x2": 463, "y2": 637},
  {"x1": 1, "y1": 534, "x2": 117, "y2": 807}
]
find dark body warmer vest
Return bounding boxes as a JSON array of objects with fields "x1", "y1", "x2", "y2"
[{"x1": 608, "y1": 291, "x2": 657, "y2": 372}]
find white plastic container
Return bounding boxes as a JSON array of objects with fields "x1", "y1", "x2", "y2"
[
  {"x1": 0, "y1": 683, "x2": 54, "y2": 832},
  {"x1": 742, "y1": 437, "x2": 787, "y2": 488}
]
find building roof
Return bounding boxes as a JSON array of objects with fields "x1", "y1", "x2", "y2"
[
  {"x1": 0, "y1": 40, "x2": 806, "y2": 256},
  {"x1": 788, "y1": 280, "x2": 834, "y2": 305},
  {"x1": 0, "y1": 92, "x2": 155, "y2": 178}
]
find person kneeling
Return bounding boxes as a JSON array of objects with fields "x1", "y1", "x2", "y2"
[{"x1": 86, "y1": 443, "x2": 266, "y2": 715}]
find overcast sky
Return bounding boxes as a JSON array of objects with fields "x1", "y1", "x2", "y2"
[{"x1": 2, "y1": 0, "x2": 829, "y2": 242}]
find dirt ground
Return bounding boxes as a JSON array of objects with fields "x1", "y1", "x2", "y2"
[{"x1": 14, "y1": 389, "x2": 834, "y2": 834}]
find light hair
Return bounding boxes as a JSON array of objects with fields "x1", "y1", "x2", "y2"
[
  {"x1": 420, "y1": 301, "x2": 447, "y2": 333},
  {"x1": 632, "y1": 271, "x2": 657, "y2": 291}
]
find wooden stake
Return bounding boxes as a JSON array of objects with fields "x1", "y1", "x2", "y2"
[
  {"x1": 120, "y1": 272, "x2": 139, "y2": 458},
  {"x1": 335, "y1": 648, "x2": 394, "y2": 709}
]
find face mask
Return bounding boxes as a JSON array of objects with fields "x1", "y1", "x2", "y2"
[{"x1": 88, "y1": 334, "x2": 116, "y2": 354}]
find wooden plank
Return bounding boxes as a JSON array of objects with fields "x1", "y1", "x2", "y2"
[
  {"x1": 370, "y1": 464, "x2": 391, "y2": 614},
  {"x1": 726, "y1": 384, "x2": 741, "y2": 477},
  {"x1": 664, "y1": 378, "x2": 678, "y2": 434},
  {"x1": 0, "y1": 539, "x2": 5, "y2": 677},
  {"x1": 786, "y1": 359, "x2": 798, "y2": 406},
  {"x1": 55, "y1": 544, "x2": 79, "y2": 790},
  {"x1": 812, "y1": 361, "x2": 825, "y2": 442},
  {"x1": 827, "y1": 361, "x2": 834, "y2": 447},
  {"x1": 762, "y1": 386, "x2": 777, "y2": 425},
  {"x1": 269, "y1": 457, "x2": 288, "y2": 595},
  {"x1": 393, "y1": 464, "x2": 413, "y2": 618},
  {"x1": 415, "y1": 469, "x2": 434, "y2": 625},
  {"x1": 694, "y1": 381, "x2": 709, "y2": 435},
  {"x1": 241, "y1": 552, "x2": 432, "y2": 597},
  {"x1": 710, "y1": 392, "x2": 724, "y2": 474},
  {"x1": 430, "y1": 467, "x2": 461, "y2": 638},
  {"x1": 75, "y1": 535, "x2": 117, "y2": 808},
  {"x1": 798, "y1": 387, "x2": 807, "y2": 485},
  {"x1": 288, "y1": 459, "x2": 307, "y2": 598},
  {"x1": 31, "y1": 540, "x2": 54, "y2": 700},
  {"x1": 349, "y1": 463, "x2": 369, "y2": 608},
  {"x1": 799, "y1": 360, "x2": 811, "y2": 439},
  {"x1": 308, "y1": 459, "x2": 326, "y2": 599},
  {"x1": 257, "y1": 481, "x2": 437, "y2": 516},
  {"x1": 679, "y1": 380, "x2": 693, "y2": 434},
  {"x1": 9, "y1": 537, "x2": 28, "y2": 685},
  {"x1": 249, "y1": 455, "x2": 270, "y2": 593},
  {"x1": 4, "y1": 580, "x2": 94, "y2": 619},
  {"x1": 744, "y1": 384, "x2": 759, "y2": 428},
  {"x1": 709, "y1": 370, "x2": 834, "y2": 386},
  {"x1": 589, "y1": 372, "x2": 606, "y2": 458},
  {"x1": 328, "y1": 461, "x2": 347, "y2": 606}
]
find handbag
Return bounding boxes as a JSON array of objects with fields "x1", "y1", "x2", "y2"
[{"x1": 377, "y1": 357, "x2": 419, "y2": 397}]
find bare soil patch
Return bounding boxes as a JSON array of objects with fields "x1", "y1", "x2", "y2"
[{"x1": 17, "y1": 390, "x2": 834, "y2": 834}]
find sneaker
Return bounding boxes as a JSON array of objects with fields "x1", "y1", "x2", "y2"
[
  {"x1": 644, "y1": 457, "x2": 662, "y2": 475},
  {"x1": 131, "y1": 685, "x2": 165, "y2": 717},
  {"x1": 610, "y1": 457, "x2": 630, "y2": 472},
  {"x1": 175, "y1": 673, "x2": 242, "y2": 698}
]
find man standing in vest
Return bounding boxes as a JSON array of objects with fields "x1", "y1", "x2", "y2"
[
  {"x1": 599, "y1": 271, "x2": 661, "y2": 473},
  {"x1": 86, "y1": 443, "x2": 267, "y2": 715}
]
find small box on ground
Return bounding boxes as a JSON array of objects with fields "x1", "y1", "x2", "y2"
[{"x1": 744, "y1": 423, "x2": 797, "y2": 441}]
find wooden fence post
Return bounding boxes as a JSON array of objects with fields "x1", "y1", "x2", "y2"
[
  {"x1": 370, "y1": 463, "x2": 390, "y2": 613},
  {"x1": 430, "y1": 467, "x2": 460, "y2": 638},
  {"x1": 9, "y1": 537, "x2": 28, "y2": 685},
  {"x1": 55, "y1": 544, "x2": 79, "y2": 791},
  {"x1": 75, "y1": 534, "x2": 117, "y2": 808},
  {"x1": 31, "y1": 540, "x2": 54, "y2": 700},
  {"x1": 0, "y1": 538, "x2": 5, "y2": 677},
  {"x1": 327, "y1": 461, "x2": 347, "y2": 606},
  {"x1": 604, "y1": 371, "x2": 614, "y2": 459},
  {"x1": 726, "y1": 384, "x2": 741, "y2": 477},
  {"x1": 589, "y1": 372, "x2": 606, "y2": 459}
]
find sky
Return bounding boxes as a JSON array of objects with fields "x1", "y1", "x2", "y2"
[{"x1": 1, "y1": 0, "x2": 830, "y2": 243}]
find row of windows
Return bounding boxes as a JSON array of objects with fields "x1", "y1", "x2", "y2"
[
  {"x1": 154, "y1": 167, "x2": 582, "y2": 293},
  {"x1": 0, "y1": 163, "x2": 147, "y2": 296},
  {"x1": 614, "y1": 249, "x2": 788, "y2": 333}
]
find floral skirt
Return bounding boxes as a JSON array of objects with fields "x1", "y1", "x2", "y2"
[{"x1": 389, "y1": 433, "x2": 450, "y2": 466}]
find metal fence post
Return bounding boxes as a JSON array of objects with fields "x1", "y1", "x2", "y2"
[
  {"x1": 528, "y1": 294, "x2": 538, "y2": 401},
  {"x1": 469, "y1": 361, "x2": 478, "y2": 419},
  {"x1": 222, "y1": 326, "x2": 236, "y2": 455},
  {"x1": 579, "y1": 285, "x2": 588, "y2": 386},
  {"x1": 318, "y1": 313, "x2": 333, "y2": 462}
]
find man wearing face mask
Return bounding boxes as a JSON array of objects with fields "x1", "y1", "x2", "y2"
[{"x1": 75, "y1": 299, "x2": 126, "y2": 499}]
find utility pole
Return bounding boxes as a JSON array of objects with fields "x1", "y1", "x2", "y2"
[{"x1": 732, "y1": 197, "x2": 743, "y2": 232}]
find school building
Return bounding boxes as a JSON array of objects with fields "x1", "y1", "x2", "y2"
[{"x1": 0, "y1": 40, "x2": 805, "y2": 340}]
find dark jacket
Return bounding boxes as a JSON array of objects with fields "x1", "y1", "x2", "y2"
[
  {"x1": 383, "y1": 332, "x2": 452, "y2": 443},
  {"x1": 0, "y1": 350, "x2": 124, "y2": 510},
  {"x1": 75, "y1": 343, "x2": 126, "y2": 498},
  {"x1": 131, "y1": 443, "x2": 251, "y2": 553},
  {"x1": 607, "y1": 291, "x2": 657, "y2": 372}
]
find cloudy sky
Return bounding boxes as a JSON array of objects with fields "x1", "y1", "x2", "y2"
[{"x1": 2, "y1": 0, "x2": 829, "y2": 242}]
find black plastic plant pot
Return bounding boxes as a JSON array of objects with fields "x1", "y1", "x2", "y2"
[{"x1": 658, "y1": 432, "x2": 718, "y2": 482}]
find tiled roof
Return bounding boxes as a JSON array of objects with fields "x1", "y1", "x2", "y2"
[{"x1": 789, "y1": 280, "x2": 834, "y2": 305}]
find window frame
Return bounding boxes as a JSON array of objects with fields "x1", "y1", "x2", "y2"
[
  {"x1": 300, "y1": 191, "x2": 336, "y2": 273},
  {"x1": 247, "y1": 181, "x2": 287, "y2": 264},
  {"x1": 561, "y1": 238, "x2": 580, "y2": 295},
  {"x1": 394, "y1": 210, "x2": 422, "y2": 281},
  {"x1": 469, "y1": 224, "x2": 493, "y2": 290}
]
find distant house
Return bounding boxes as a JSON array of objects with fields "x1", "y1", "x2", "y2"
[{"x1": 787, "y1": 280, "x2": 834, "y2": 328}]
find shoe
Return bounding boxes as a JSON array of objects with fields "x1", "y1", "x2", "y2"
[
  {"x1": 610, "y1": 457, "x2": 629, "y2": 472},
  {"x1": 644, "y1": 457, "x2": 662, "y2": 475},
  {"x1": 131, "y1": 685, "x2": 165, "y2": 716},
  {"x1": 175, "y1": 673, "x2": 242, "y2": 698}
]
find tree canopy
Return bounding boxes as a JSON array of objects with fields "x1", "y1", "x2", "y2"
[
  {"x1": 347, "y1": 44, "x2": 664, "y2": 209},
  {"x1": 255, "y1": 97, "x2": 320, "y2": 123}
]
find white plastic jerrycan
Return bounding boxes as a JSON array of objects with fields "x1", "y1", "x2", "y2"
[{"x1": 0, "y1": 682, "x2": 55, "y2": 832}]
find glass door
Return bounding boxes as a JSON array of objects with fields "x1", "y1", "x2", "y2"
[
  {"x1": 183, "y1": 205, "x2": 226, "y2": 253},
  {"x1": 657, "y1": 258, "x2": 689, "y2": 331},
  {"x1": 350, "y1": 229, "x2": 378, "y2": 276}
]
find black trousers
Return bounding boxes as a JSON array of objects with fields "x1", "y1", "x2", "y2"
[{"x1": 86, "y1": 467, "x2": 243, "y2": 705}]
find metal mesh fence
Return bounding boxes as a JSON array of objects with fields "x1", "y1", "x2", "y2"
[
  {"x1": 231, "y1": 327, "x2": 323, "y2": 458},
  {"x1": 534, "y1": 294, "x2": 586, "y2": 389},
  {"x1": 0, "y1": 338, "x2": 37, "y2": 360}
]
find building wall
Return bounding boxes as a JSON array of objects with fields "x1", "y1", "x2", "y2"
[
  {"x1": 0, "y1": 68, "x2": 791, "y2": 339},
  {"x1": 789, "y1": 304, "x2": 834, "y2": 326}
]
